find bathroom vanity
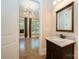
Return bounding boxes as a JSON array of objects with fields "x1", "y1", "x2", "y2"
[{"x1": 46, "y1": 37, "x2": 75, "y2": 59}]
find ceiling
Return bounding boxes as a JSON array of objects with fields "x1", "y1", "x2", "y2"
[{"x1": 19, "y1": 0, "x2": 40, "y2": 18}]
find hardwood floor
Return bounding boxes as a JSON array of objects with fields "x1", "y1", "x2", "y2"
[{"x1": 19, "y1": 38, "x2": 45, "y2": 59}]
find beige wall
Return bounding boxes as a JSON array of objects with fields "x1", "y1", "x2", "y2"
[
  {"x1": 1, "y1": 0, "x2": 19, "y2": 59},
  {"x1": 51, "y1": 0, "x2": 78, "y2": 59},
  {"x1": 51, "y1": 0, "x2": 78, "y2": 39}
]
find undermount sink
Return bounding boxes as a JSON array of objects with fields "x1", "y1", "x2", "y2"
[{"x1": 46, "y1": 37, "x2": 75, "y2": 47}]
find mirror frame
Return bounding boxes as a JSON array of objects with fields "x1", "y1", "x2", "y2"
[{"x1": 56, "y1": 2, "x2": 74, "y2": 32}]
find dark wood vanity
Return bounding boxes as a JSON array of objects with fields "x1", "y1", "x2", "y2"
[{"x1": 46, "y1": 38, "x2": 75, "y2": 59}]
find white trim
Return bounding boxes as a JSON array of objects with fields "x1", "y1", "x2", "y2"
[
  {"x1": 39, "y1": 48, "x2": 46, "y2": 55},
  {"x1": 39, "y1": 0, "x2": 43, "y2": 55}
]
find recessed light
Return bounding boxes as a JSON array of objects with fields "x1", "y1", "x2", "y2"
[
  {"x1": 53, "y1": 1, "x2": 57, "y2": 5},
  {"x1": 57, "y1": 0, "x2": 61, "y2": 2}
]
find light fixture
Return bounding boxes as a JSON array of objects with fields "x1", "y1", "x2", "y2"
[
  {"x1": 53, "y1": 1, "x2": 57, "y2": 5},
  {"x1": 57, "y1": 0, "x2": 61, "y2": 2}
]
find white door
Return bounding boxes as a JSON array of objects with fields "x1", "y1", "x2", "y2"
[{"x1": 1, "y1": 0, "x2": 19, "y2": 59}]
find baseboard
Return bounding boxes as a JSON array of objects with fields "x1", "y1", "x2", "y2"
[{"x1": 39, "y1": 48, "x2": 46, "y2": 55}]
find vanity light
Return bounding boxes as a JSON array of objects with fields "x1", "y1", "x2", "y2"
[{"x1": 53, "y1": 1, "x2": 57, "y2": 5}]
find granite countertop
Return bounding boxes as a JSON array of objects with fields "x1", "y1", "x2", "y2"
[{"x1": 46, "y1": 37, "x2": 75, "y2": 47}]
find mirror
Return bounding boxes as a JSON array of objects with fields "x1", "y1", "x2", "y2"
[{"x1": 56, "y1": 2, "x2": 74, "y2": 32}]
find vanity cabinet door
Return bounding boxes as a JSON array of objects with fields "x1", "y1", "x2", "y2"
[
  {"x1": 46, "y1": 40, "x2": 63, "y2": 59},
  {"x1": 46, "y1": 40, "x2": 74, "y2": 59},
  {"x1": 47, "y1": 40, "x2": 54, "y2": 59},
  {"x1": 62, "y1": 44, "x2": 74, "y2": 59}
]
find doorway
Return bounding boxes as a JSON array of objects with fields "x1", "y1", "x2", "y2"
[
  {"x1": 19, "y1": 0, "x2": 41, "y2": 59},
  {"x1": 31, "y1": 18, "x2": 40, "y2": 38},
  {"x1": 19, "y1": 17, "x2": 40, "y2": 38}
]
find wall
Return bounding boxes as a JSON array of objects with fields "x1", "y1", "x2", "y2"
[
  {"x1": 39, "y1": 0, "x2": 78, "y2": 58},
  {"x1": 52, "y1": 0, "x2": 78, "y2": 38},
  {"x1": 51, "y1": 0, "x2": 78, "y2": 59},
  {"x1": 1, "y1": 0, "x2": 19, "y2": 59},
  {"x1": 39, "y1": 0, "x2": 53, "y2": 55}
]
